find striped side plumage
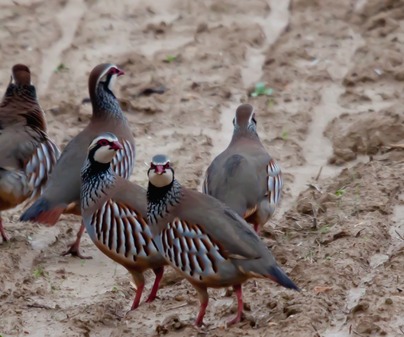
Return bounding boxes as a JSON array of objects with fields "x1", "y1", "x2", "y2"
[
  {"x1": 89, "y1": 199, "x2": 158, "y2": 259},
  {"x1": 111, "y1": 139, "x2": 135, "y2": 179},
  {"x1": 25, "y1": 137, "x2": 61, "y2": 202},
  {"x1": 266, "y1": 158, "x2": 283, "y2": 212},
  {"x1": 160, "y1": 218, "x2": 226, "y2": 280}
]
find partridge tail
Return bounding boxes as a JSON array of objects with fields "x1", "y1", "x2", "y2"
[
  {"x1": 20, "y1": 198, "x2": 64, "y2": 226},
  {"x1": 267, "y1": 265, "x2": 300, "y2": 291}
]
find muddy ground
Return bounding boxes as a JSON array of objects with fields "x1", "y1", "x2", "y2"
[{"x1": 1, "y1": 0, "x2": 404, "y2": 336}]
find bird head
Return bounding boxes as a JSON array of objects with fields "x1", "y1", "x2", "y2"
[
  {"x1": 147, "y1": 154, "x2": 174, "y2": 187},
  {"x1": 232, "y1": 103, "x2": 257, "y2": 133},
  {"x1": 88, "y1": 132, "x2": 123, "y2": 164},
  {"x1": 10, "y1": 64, "x2": 32, "y2": 86}
]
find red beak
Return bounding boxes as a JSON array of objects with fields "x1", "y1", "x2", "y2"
[
  {"x1": 154, "y1": 165, "x2": 165, "y2": 175},
  {"x1": 117, "y1": 68, "x2": 125, "y2": 77},
  {"x1": 110, "y1": 141, "x2": 123, "y2": 150}
]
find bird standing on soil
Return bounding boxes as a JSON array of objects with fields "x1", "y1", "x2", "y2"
[
  {"x1": 20, "y1": 63, "x2": 135, "y2": 258},
  {"x1": 146, "y1": 154, "x2": 299, "y2": 326},
  {"x1": 203, "y1": 103, "x2": 283, "y2": 233},
  {"x1": 80, "y1": 133, "x2": 167, "y2": 309},
  {"x1": 0, "y1": 64, "x2": 60, "y2": 242}
]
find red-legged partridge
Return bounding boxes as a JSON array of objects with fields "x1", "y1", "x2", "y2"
[
  {"x1": 20, "y1": 63, "x2": 135, "y2": 258},
  {"x1": 147, "y1": 154, "x2": 299, "y2": 326},
  {"x1": 0, "y1": 64, "x2": 60, "y2": 242},
  {"x1": 80, "y1": 133, "x2": 167, "y2": 309},
  {"x1": 203, "y1": 103, "x2": 282, "y2": 233}
]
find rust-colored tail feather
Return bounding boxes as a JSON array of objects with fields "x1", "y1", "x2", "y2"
[{"x1": 20, "y1": 198, "x2": 64, "y2": 226}]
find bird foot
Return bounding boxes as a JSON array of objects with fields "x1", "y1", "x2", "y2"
[
  {"x1": 227, "y1": 313, "x2": 243, "y2": 326},
  {"x1": 61, "y1": 243, "x2": 92, "y2": 259}
]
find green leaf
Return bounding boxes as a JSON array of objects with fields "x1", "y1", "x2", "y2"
[
  {"x1": 335, "y1": 188, "x2": 346, "y2": 197},
  {"x1": 54, "y1": 63, "x2": 69, "y2": 73},
  {"x1": 255, "y1": 82, "x2": 266, "y2": 91},
  {"x1": 165, "y1": 55, "x2": 177, "y2": 63},
  {"x1": 318, "y1": 225, "x2": 330, "y2": 234},
  {"x1": 281, "y1": 130, "x2": 288, "y2": 140}
]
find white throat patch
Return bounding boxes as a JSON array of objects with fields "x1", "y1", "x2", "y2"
[
  {"x1": 93, "y1": 146, "x2": 117, "y2": 164},
  {"x1": 149, "y1": 169, "x2": 174, "y2": 187},
  {"x1": 107, "y1": 73, "x2": 118, "y2": 91}
]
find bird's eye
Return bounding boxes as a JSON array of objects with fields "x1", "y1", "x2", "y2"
[
  {"x1": 98, "y1": 139, "x2": 109, "y2": 146},
  {"x1": 150, "y1": 163, "x2": 156, "y2": 169},
  {"x1": 164, "y1": 162, "x2": 170, "y2": 169}
]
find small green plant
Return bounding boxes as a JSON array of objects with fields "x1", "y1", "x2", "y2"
[
  {"x1": 54, "y1": 63, "x2": 69, "y2": 73},
  {"x1": 164, "y1": 55, "x2": 177, "y2": 63},
  {"x1": 33, "y1": 265, "x2": 46, "y2": 278},
  {"x1": 335, "y1": 188, "x2": 346, "y2": 197},
  {"x1": 112, "y1": 286, "x2": 119, "y2": 292},
  {"x1": 318, "y1": 224, "x2": 330, "y2": 234},
  {"x1": 281, "y1": 130, "x2": 289, "y2": 141},
  {"x1": 251, "y1": 82, "x2": 273, "y2": 97}
]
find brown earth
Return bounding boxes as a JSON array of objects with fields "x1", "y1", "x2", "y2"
[{"x1": 1, "y1": 0, "x2": 404, "y2": 336}]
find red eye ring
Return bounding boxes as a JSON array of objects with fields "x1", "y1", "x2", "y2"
[{"x1": 98, "y1": 139, "x2": 109, "y2": 146}]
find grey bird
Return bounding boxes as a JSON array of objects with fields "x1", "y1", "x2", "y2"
[
  {"x1": 80, "y1": 133, "x2": 167, "y2": 309},
  {"x1": 146, "y1": 154, "x2": 299, "y2": 326},
  {"x1": 20, "y1": 63, "x2": 135, "y2": 258},
  {"x1": 203, "y1": 103, "x2": 282, "y2": 233},
  {"x1": 0, "y1": 64, "x2": 60, "y2": 242}
]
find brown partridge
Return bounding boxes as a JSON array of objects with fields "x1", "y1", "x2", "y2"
[
  {"x1": 203, "y1": 104, "x2": 282, "y2": 233},
  {"x1": 0, "y1": 64, "x2": 60, "y2": 242},
  {"x1": 20, "y1": 63, "x2": 135, "y2": 258},
  {"x1": 147, "y1": 154, "x2": 299, "y2": 326},
  {"x1": 80, "y1": 133, "x2": 167, "y2": 309}
]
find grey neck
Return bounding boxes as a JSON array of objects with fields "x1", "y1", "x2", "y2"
[
  {"x1": 230, "y1": 127, "x2": 260, "y2": 144},
  {"x1": 92, "y1": 82, "x2": 124, "y2": 120}
]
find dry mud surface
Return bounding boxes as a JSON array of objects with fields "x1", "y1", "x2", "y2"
[{"x1": 1, "y1": 0, "x2": 404, "y2": 336}]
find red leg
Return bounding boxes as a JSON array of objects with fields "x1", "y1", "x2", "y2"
[
  {"x1": 195, "y1": 299, "x2": 208, "y2": 327},
  {"x1": 194, "y1": 285, "x2": 209, "y2": 327},
  {"x1": 228, "y1": 284, "x2": 243, "y2": 325},
  {"x1": 62, "y1": 221, "x2": 92, "y2": 259},
  {"x1": 131, "y1": 281, "x2": 145, "y2": 310},
  {"x1": 145, "y1": 266, "x2": 164, "y2": 303},
  {"x1": 0, "y1": 217, "x2": 10, "y2": 242}
]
